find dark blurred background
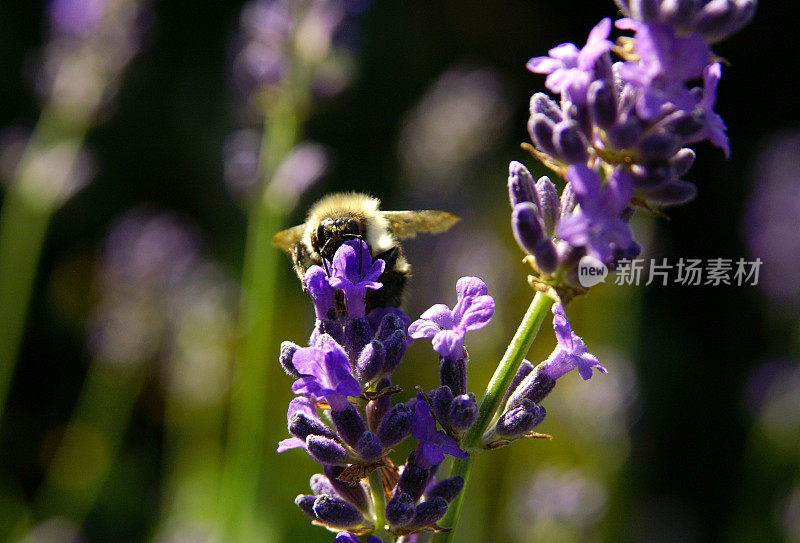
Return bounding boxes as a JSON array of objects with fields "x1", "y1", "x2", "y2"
[{"x1": 1, "y1": 1, "x2": 799, "y2": 542}]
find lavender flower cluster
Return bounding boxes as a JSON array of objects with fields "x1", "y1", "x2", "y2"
[
  {"x1": 277, "y1": 238, "x2": 604, "y2": 540},
  {"x1": 276, "y1": 240, "x2": 481, "y2": 539},
  {"x1": 512, "y1": 0, "x2": 756, "y2": 285}
]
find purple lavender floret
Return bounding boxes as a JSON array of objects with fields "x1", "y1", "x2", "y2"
[
  {"x1": 408, "y1": 276, "x2": 494, "y2": 361},
  {"x1": 411, "y1": 393, "x2": 468, "y2": 469},
  {"x1": 290, "y1": 335, "x2": 361, "y2": 412},
  {"x1": 329, "y1": 240, "x2": 385, "y2": 319},
  {"x1": 527, "y1": 18, "x2": 614, "y2": 104},
  {"x1": 305, "y1": 265, "x2": 336, "y2": 320},
  {"x1": 556, "y1": 166, "x2": 639, "y2": 265},
  {"x1": 541, "y1": 303, "x2": 607, "y2": 381}
]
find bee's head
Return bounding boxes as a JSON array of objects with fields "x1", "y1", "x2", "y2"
[{"x1": 312, "y1": 216, "x2": 365, "y2": 261}]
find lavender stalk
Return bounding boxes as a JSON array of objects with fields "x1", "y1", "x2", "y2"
[
  {"x1": 432, "y1": 291, "x2": 554, "y2": 542},
  {"x1": 0, "y1": 0, "x2": 146, "y2": 420}
]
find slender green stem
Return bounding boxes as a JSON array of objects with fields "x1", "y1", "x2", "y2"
[
  {"x1": 32, "y1": 361, "x2": 147, "y2": 521},
  {"x1": 431, "y1": 291, "x2": 554, "y2": 543},
  {"x1": 369, "y1": 469, "x2": 390, "y2": 541},
  {"x1": 217, "y1": 80, "x2": 303, "y2": 541},
  {"x1": 0, "y1": 106, "x2": 90, "y2": 420}
]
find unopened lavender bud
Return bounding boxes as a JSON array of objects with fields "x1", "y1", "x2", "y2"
[
  {"x1": 512, "y1": 202, "x2": 546, "y2": 254},
  {"x1": 533, "y1": 241, "x2": 559, "y2": 274},
  {"x1": 508, "y1": 161, "x2": 539, "y2": 207},
  {"x1": 695, "y1": 0, "x2": 756, "y2": 43},
  {"x1": 506, "y1": 365, "x2": 557, "y2": 408},
  {"x1": 424, "y1": 476, "x2": 464, "y2": 503},
  {"x1": 397, "y1": 453, "x2": 434, "y2": 502},
  {"x1": 553, "y1": 120, "x2": 589, "y2": 164},
  {"x1": 355, "y1": 340, "x2": 385, "y2": 383},
  {"x1": 439, "y1": 356, "x2": 467, "y2": 396},
  {"x1": 289, "y1": 412, "x2": 337, "y2": 441},
  {"x1": 431, "y1": 386, "x2": 454, "y2": 424},
  {"x1": 503, "y1": 360, "x2": 534, "y2": 405},
  {"x1": 366, "y1": 377, "x2": 392, "y2": 430},
  {"x1": 608, "y1": 117, "x2": 643, "y2": 150},
  {"x1": 324, "y1": 465, "x2": 371, "y2": 512},
  {"x1": 410, "y1": 497, "x2": 448, "y2": 527},
  {"x1": 356, "y1": 431, "x2": 383, "y2": 463},
  {"x1": 528, "y1": 114, "x2": 558, "y2": 157},
  {"x1": 535, "y1": 176, "x2": 559, "y2": 233},
  {"x1": 313, "y1": 495, "x2": 366, "y2": 529},
  {"x1": 381, "y1": 330, "x2": 407, "y2": 376},
  {"x1": 644, "y1": 179, "x2": 698, "y2": 205},
  {"x1": 386, "y1": 492, "x2": 415, "y2": 527},
  {"x1": 449, "y1": 393, "x2": 478, "y2": 432},
  {"x1": 307, "y1": 435, "x2": 352, "y2": 466},
  {"x1": 375, "y1": 313, "x2": 404, "y2": 342},
  {"x1": 494, "y1": 399, "x2": 546, "y2": 439},
  {"x1": 559, "y1": 183, "x2": 578, "y2": 219},
  {"x1": 310, "y1": 473, "x2": 337, "y2": 496},
  {"x1": 588, "y1": 80, "x2": 617, "y2": 129},
  {"x1": 332, "y1": 404, "x2": 367, "y2": 448},
  {"x1": 562, "y1": 100, "x2": 592, "y2": 133},
  {"x1": 630, "y1": 163, "x2": 671, "y2": 191},
  {"x1": 296, "y1": 494, "x2": 318, "y2": 519},
  {"x1": 659, "y1": 110, "x2": 704, "y2": 139},
  {"x1": 638, "y1": 132, "x2": 681, "y2": 162},
  {"x1": 279, "y1": 341, "x2": 301, "y2": 378},
  {"x1": 376, "y1": 403, "x2": 413, "y2": 448},
  {"x1": 311, "y1": 317, "x2": 344, "y2": 347},
  {"x1": 670, "y1": 148, "x2": 696, "y2": 177},
  {"x1": 530, "y1": 92, "x2": 563, "y2": 123},
  {"x1": 344, "y1": 317, "x2": 372, "y2": 363}
]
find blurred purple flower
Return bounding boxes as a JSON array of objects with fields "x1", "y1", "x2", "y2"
[
  {"x1": 328, "y1": 240, "x2": 385, "y2": 319},
  {"x1": 291, "y1": 336, "x2": 361, "y2": 411},
  {"x1": 48, "y1": 0, "x2": 106, "y2": 38},
  {"x1": 408, "y1": 276, "x2": 494, "y2": 360},
  {"x1": 412, "y1": 394, "x2": 468, "y2": 468},
  {"x1": 743, "y1": 131, "x2": 800, "y2": 307}
]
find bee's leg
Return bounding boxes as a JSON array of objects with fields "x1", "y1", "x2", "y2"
[
  {"x1": 290, "y1": 242, "x2": 315, "y2": 286},
  {"x1": 373, "y1": 246, "x2": 399, "y2": 267}
]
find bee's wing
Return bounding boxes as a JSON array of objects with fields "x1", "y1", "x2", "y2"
[
  {"x1": 380, "y1": 210, "x2": 460, "y2": 240},
  {"x1": 272, "y1": 224, "x2": 306, "y2": 251}
]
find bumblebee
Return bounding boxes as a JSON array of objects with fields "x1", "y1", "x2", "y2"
[{"x1": 273, "y1": 192, "x2": 459, "y2": 311}]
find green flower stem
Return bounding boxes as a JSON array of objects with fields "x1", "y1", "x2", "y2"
[
  {"x1": 369, "y1": 469, "x2": 390, "y2": 542},
  {"x1": 0, "y1": 105, "x2": 90, "y2": 420},
  {"x1": 218, "y1": 78, "x2": 307, "y2": 541},
  {"x1": 32, "y1": 361, "x2": 147, "y2": 522},
  {"x1": 431, "y1": 291, "x2": 554, "y2": 543}
]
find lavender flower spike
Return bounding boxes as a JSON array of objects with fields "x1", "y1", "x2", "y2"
[
  {"x1": 541, "y1": 303, "x2": 607, "y2": 381},
  {"x1": 328, "y1": 240, "x2": 385, "y2": 319},
  {"x1": 291, "y1": 336, "x2": 361, "y2": 411},
  {"x1": 408, "y1": 276, "x2": 495, "y2": 360},
  {"x1": 412, "y1": 393, "x2": 468, "y2": 468}
]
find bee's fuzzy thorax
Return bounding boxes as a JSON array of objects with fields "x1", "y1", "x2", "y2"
[{"x1": 302, "y1": 192, "x2": 396, "y2": 256}]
